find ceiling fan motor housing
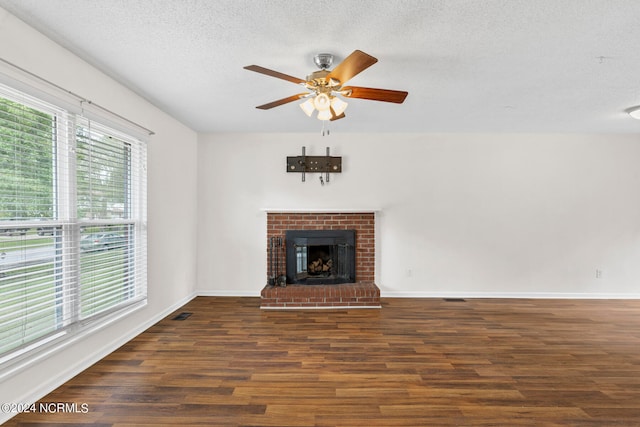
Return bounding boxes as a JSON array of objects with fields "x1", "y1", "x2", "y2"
[{"x1": 306, "y1": 70, "x2": 342, "y2": 95}]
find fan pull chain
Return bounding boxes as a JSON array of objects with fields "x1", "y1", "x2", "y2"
[{"x1": 321, "y1": 120, "x2": 330, "y2": 136}]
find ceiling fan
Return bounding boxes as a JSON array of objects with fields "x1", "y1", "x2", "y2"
[{"x1": 244, "y1": 50, "x2": 408, "y2": 122}]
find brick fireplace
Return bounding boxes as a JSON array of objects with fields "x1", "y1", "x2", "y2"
[{"x1": 261, "y1": 211, "x2": 380, "y2": 309}]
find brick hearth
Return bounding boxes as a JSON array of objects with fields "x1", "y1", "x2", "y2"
[
  {"x1": 260, "y1": 282, "x2": 381, "y2": 309},
  {"x1": 262, "y1": 211, "x2": 379, "y2": 309}
]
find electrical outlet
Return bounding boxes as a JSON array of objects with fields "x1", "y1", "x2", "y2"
[
  {"x1": 595, "y1": 269, "x2": 603, "y2": 279},
  {"x1": 406, "y1": 268, "x2": 413, "y2": 278}
]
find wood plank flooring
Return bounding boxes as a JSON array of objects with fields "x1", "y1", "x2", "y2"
[{"x1": 6, "y1": 297, "x2": 640, "y2": 426}]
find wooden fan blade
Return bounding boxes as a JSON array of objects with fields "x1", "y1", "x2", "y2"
[
  {"x1": 342, "y1": 86, "x2": 408, "y2": 103},
  {"x1": 244, "y1": 65, "x2": 306, "y2": 84},
  {"x1": 326, "y1": 50, "x2": 377, "y2": 85},
  {"x1": 256, "y1": 93, "x2": 308, "y2": 110},
  {"x1": 330, "y1": 107, "x2": 345, "y2": 121}
]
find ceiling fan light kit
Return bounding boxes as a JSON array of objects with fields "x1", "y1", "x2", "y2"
[{"x1": 244, "y1": 50, "x2": 408, "y2": 131}]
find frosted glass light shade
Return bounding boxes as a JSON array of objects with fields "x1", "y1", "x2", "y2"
[
  {"x1": 313, "y1": 93, "x2": 331, "y2": 111},
  {"x1": 317, "y1": 109, "x2": 332, "y2": 121},
  {"x1": 331, "y1": 97, "x2": 348, "y2": 115},
  {"x1": 300, "y1": 98, "x2": 315, "y2": 117}
]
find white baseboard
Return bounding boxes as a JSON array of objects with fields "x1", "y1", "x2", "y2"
[
  {"x1": 380, "y1": 291, "x2": 640, "y2": 299},
  {"x1": 196, "y1": 289, "x2": 260, "y2": 297},
  {"x1": 196, "y1": 289, "x2": 640, "y2": 299}
]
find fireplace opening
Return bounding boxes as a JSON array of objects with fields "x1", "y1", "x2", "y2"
[
  {"x1": 303, "y1": 245, "x2": 332, "y2": 276},
  {"x1": 286, "y1": 229, "x2": 355, "y2": 285}
]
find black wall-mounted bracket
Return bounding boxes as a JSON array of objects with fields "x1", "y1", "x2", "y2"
[{"x1": 287, "y1": 147, "x2": 342, "y2": 185}]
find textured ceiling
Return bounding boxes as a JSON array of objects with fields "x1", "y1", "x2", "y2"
[{"x1": 1, "y1": 0, "x2": 640, "y2": 134}]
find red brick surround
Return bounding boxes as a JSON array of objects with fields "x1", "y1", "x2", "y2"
[
  {"x1": 262, "y1": 212, "x2": 379, "y2": 308},
  {"x1": 266, "y1": 212, "x2": 375, "y2": 283}
]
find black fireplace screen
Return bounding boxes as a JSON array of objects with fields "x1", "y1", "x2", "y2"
[{"x1": 286, "y1": 229, "x2": 355, "y2": 285}]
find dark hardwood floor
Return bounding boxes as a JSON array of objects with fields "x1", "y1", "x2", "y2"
[{"x1": 5, "y1": 296, "x2": 640, "y2": 426}]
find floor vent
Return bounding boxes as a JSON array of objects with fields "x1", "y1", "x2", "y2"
[
  {"x1": 443, "y1": 298, "x2": 466, "y2": 302},
  {"x1": 172, "y1": 312, "x2": 192, "y2": 320}
]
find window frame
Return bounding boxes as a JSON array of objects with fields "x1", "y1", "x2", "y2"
[{"x1": 0, "y1": 82, "x2": 147, "y2": 372}]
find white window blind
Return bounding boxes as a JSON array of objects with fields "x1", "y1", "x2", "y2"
[
  {"x1": 75, "y1": 118, "x2": 147, "y2": 320},
  {"x1": 0, "y1": 83, "x2": 147, "y2": 361}
]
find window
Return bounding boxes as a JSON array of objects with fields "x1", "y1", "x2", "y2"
[{"x1": 0, "y1": 84, "x2": 147, "y2": 362}]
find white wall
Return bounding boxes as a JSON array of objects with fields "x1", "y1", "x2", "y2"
[
  {"x1": 198, "y1": 132, "x2": 640, "y2": 298},
  {"x1": 0, "y1": 7, "x2": 199, "y2": 415}
]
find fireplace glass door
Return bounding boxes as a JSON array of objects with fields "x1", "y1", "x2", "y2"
[{"x1": 286, "y1": 230, "x2": 355, "y2": 285}]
